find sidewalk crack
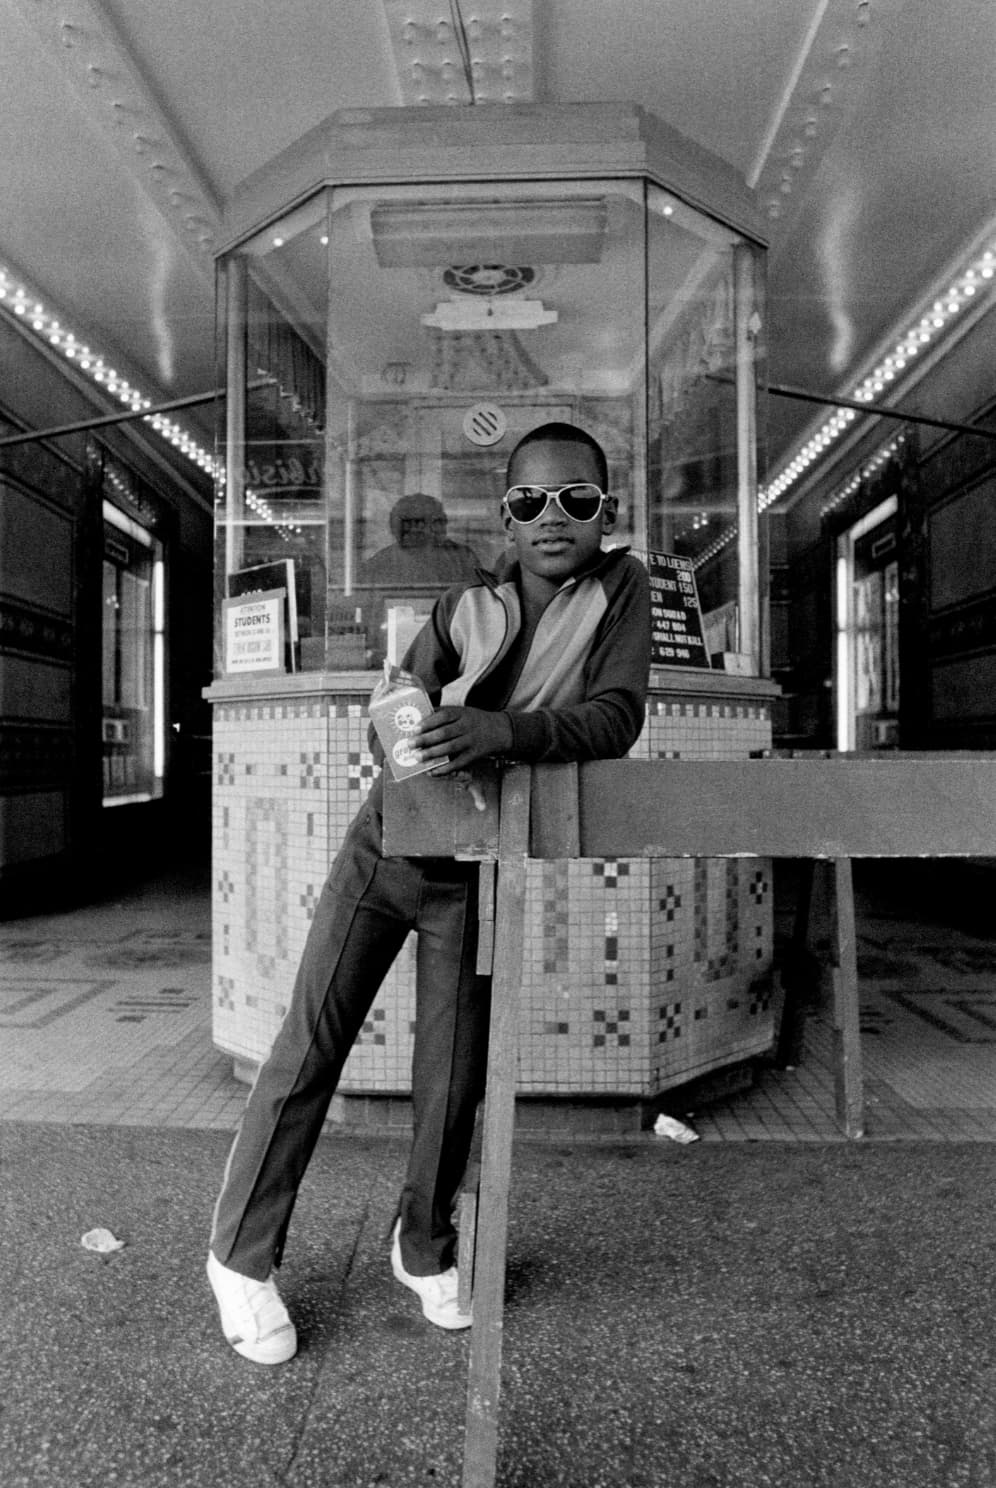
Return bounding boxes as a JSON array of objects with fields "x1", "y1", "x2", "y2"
[{"x1": 275, "y1": 1197, "x2": 371, "y2": 1487}]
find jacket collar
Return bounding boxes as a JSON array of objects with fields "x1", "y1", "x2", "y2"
[{"x1": 484, "y1": 544, "x2": 631, "y2": 593}]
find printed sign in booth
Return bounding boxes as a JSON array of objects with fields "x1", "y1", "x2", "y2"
[
  {"x1": 223, "y1": 588, "x2": 286, "y2": 675},
  {"x1": 638, "y1": 549, "x2": 710, "y2": 669}
]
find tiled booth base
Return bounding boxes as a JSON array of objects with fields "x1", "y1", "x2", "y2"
[{"x1": 206, "y1": 671, "x2": 777, "y2": 1127}]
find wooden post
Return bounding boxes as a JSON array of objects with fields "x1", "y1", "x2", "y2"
[
  {"x1": 775, "y1": 860, "x2": 817, "y2": 1068},
  {"x1": 529, "y1": 761, "x2": 580, "y2": 857},
  {"x1": 455, "y1": 862, "x2": 499, "y2": 1317},
  {"x1": 462, "y1": 765, "x2": 531, "y2": 1488},
  {"x1": 829, "y1": 857, "x2": 864, "y2": 1139},
  {"x1": 476, "y1": 862, "x2": 497, "y2": 976},
  {"x1": 457, "y1": 1160, "x2": 481, "y2": 1317}
]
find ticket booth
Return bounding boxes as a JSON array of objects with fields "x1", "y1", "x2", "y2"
[{"x1": 206, "y1": 103, "x2": 779, "y2": 1126}]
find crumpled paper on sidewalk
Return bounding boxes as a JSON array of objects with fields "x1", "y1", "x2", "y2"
[
  {"x1": 653, "y1": 1114, "x2": 700, "y2": 1144},
  {"x1": 80, "y1": 1227, "x2": 125, "y2": 1254}
]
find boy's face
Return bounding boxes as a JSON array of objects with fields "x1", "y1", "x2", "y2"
[{"x1": 503, "y1": 436, "x2": 618, "y2": 589}]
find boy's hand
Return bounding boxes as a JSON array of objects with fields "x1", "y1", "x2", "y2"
[{"x1": 414, "y1": 707, "x2": 513, "y2": 774}]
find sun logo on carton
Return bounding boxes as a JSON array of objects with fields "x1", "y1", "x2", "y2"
[{"x1": 393, "y1": 705, "x2": 422, "y2": 735}]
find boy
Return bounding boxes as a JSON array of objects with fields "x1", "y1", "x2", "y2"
[{"x1": 207, "y1": 422, "x2": 651, "y2": 1363}]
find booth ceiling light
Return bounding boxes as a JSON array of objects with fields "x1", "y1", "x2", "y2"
[
  {"x1": 759, "y1": 240, "x2": 996, "y2": 512},
  {"x1": 369, "y1": 198, "x2": 607, "y2": 269},
  {"x1": 0, "y1": 258, "x2": 220, "y2": 480},
  {"x1": 422, "y1": 297, "x2": 556, "y2": 330}
]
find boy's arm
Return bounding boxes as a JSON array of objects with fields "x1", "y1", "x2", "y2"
[{"x1": 400, "y1": 592, "x2": 464, "y2": 698}]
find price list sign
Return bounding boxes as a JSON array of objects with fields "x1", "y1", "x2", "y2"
[{"x1": 643, "y1": 550, "x2": 710, "y2": 669}]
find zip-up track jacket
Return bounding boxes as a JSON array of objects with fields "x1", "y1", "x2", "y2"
[{"x1": 399, "y1": 546, "x2": 651, "y2": 763}]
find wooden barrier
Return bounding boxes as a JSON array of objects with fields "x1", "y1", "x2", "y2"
[{"x1": 382, "y1": 753, "x2": 996, "y2": 1488}]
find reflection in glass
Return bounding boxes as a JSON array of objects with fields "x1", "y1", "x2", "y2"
[
  {"x1": 216, "y1": 169, "x2": 764, "y2": 673},
  {"x1": 646, "y1": 184, "x2": 749, "y2": 624}
]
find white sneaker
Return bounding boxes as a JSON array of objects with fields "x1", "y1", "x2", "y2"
[
  {"x1": 390, "y1": 1221, "x2": 472, "y2": 1330},
  {"x1": 206, "y1": 1250, "x2": 297, "y2": 1364}
]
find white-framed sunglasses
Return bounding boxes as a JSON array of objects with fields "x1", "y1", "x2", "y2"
[{"x1": 503, "y1": 483, "x2": 609, "y2": 525}]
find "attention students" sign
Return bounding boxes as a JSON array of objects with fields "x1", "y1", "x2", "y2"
[{"x1": 222, "y1": 588, "x2": 286, "y2": 674}]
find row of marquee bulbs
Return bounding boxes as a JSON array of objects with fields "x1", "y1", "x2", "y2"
[
  {"x1": 0, "y1": 260, "x2": 301, "y2": 545},
  {"x1": 761, "y1": 245, "x2": 995, "y2": 510},
  {"x1": 0, "y1": 264, "x2": 218, "y2": 480},
  {"x1": 3, "y1": 234, "x2": 994, "y2": 549}
]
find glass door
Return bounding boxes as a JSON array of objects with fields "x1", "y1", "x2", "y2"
[{"x1": 835, "y1": 497, "x2": 899, "y2": 751}]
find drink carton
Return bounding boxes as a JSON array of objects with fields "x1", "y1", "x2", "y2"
[{"x1": 368, "y1": 663, "x2": 445, "y2": 781}]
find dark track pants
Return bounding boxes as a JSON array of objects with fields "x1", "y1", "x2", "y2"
[{"x1": 210, "y1": 795, "x2": 489, "y2": 1281}]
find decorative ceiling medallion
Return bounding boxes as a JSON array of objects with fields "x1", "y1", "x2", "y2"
[
  {"x1": 443, "y1": 265, "x2": 537, "y2": 297},
  {"x1": 462, "y1": 402, "x2": 507, "y2": 446}
]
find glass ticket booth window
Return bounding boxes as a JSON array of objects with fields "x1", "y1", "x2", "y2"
[{"x1": 215, "y1": 164, "x2": 765, "y2": 676}]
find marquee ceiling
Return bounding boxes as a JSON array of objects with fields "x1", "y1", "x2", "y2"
[{"x1": 1, "y1": 0, "x2": 993, "y2": 506}]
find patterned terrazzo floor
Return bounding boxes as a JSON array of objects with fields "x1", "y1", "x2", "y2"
[{"x1": 1, "y1": 859, "x2": 994, "y2": 1142}]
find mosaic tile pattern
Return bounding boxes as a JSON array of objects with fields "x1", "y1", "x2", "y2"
[
  {"x1": 211, "y1": 687, "x2": 775, "y2": 1097},
  {"x1": 6, "y1": 872, "x2": 996, "y2": 1141},
  {"x1": 641, "y1": 696, "x2": 772, "y2": 761}
]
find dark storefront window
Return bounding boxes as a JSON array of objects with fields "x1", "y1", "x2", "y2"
[{"x1": 102, "y1": 501, "x2": 164, "y2": 803}]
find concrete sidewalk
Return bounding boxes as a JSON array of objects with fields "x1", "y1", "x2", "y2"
[
  {"x1": 3, "y1": 1120, "x2": 995, "y2": 1488},
  {"x1": 3, "y1": 859, "x2": 996, "y2": 1484}
]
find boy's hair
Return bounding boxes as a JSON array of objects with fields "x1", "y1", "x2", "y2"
[{"x1": 506, "y1": 422, "x2": 609, "y2": 491}]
